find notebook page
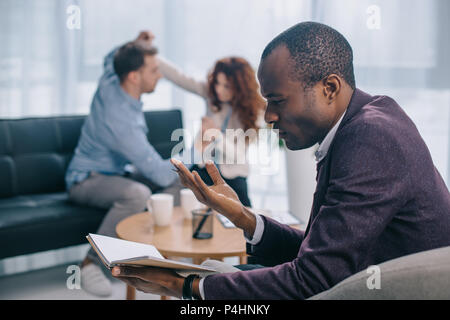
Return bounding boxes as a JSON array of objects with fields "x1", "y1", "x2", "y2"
[{"x1": 89, "y1": 234, "x2": 164, "y2": 264}]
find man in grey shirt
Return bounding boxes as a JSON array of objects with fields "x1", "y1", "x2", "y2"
[{"x1": 65, "y1": 32, "x2": 190, "y2": 296}]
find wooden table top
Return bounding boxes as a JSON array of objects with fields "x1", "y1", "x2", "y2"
[{"x1": 115, "y1": 207, "x2": 247, "y2": 259}]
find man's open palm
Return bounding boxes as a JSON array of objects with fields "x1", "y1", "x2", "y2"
[{"x1": 171, "y1": 159, "x2": 244, "y2": 220}]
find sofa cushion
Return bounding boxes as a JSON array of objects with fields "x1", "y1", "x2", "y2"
[
  {"x1": 0, "y1": 192, "x2": 106, "y2": 259},
  {"x1": 0, "y1": 156, "x2": 14, "y2": 198},
  {"x1": 309, "y1": 245, "x2": 450, "y2": 300},
  {"x1": 14, "y1": 154, "x2": 67, "y2": 195},
  {"x1": 8, "y1": 118, "x2": 60, "y2": 155},
  {"x1": 0, "y1": 117, "x2": 81, "y2": 198},
  {"x1": 143, "y1": 110, "x2": 185, "y2": 159},
  {"x1": 55, "y1": 117, "x2": 84, "y2": 153}
]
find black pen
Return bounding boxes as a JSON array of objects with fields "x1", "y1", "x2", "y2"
[{"x1": 193, "y1": 208, "x2": 212, "y2": 238}]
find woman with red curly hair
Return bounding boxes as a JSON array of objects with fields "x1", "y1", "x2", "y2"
[{"x1": 158, "y1": 55, "x2": 266, "y2": 207}]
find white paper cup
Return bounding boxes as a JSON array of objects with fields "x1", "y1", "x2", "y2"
[
  {"x1": 180, "y1": 188, "x2": 201, "y2": 219},
  {"x1": 147, "y1": 193, "x2": 174, "y2": 226}
]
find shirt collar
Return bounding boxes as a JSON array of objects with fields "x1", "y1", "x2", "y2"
[
  {"x1": 117, "y1": 80, "x2": 143, "y2": 111},
  {"x1": 126, "y1": 93, "x2": 143, "y2": 112},
  {"x1": 314, "y1": 109, "x2": 347, "y2": 162}
]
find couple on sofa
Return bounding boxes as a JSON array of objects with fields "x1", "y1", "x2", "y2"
[{"x1": 65, "y1": 31, "x2": 265, "y2": 296}]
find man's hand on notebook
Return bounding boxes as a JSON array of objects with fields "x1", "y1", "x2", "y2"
[
  {"x1": 170, "y1": 159, "x2": 256, "y2": 238},
  {"x1": 112, "y1": 265, "x2": 185, "y2": 299}
]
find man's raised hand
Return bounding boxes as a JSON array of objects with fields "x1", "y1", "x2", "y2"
[
  {"x1": 171, "y1": 160, "x2": 242, "y2": 218},
  {"x1": 170, "y1": 158, "x2": 257, "y2": 238},
  {"x1": 136, "y1": 30, "x2": 155, "y2": 48}
]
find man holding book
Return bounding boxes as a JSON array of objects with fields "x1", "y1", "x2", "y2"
[{"x1": 109, "y1": 22, "x2": 450, "y2": 299}]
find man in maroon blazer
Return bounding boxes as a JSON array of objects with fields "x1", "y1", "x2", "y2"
[{"x1": 111, "y1": 22, "x2": 450, "y2": 299}]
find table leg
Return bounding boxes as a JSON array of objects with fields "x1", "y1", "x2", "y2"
[
  {"x1": 239, "y1": 254, "x2": 247, "y2": 264},
  {"x1": 126, "y1": 284, "x2": 136, "y2": 300}
]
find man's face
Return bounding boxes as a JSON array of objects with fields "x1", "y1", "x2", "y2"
[
  {"x1": 258, "y1": 45, "x2": 335, "y2": 150},
  {"x1": 137, "y1": 54, "x2": 162, "y2": 94}
]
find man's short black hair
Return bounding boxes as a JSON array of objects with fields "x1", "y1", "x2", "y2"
[
  {"x1": 113, "y1": 42, "x2": 158, "y2": 83},
  {"x1": 261, "y1": 21, "x2": 356, "y2": 89}
]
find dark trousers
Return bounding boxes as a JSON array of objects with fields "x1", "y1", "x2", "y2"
[{"x1": 191, "y1": 165, "x2": 252, "y2": 207}]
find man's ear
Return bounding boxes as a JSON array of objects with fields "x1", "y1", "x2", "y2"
[
  {"x1": 127, "y1": 70, "x2": 140, "y2": 85},
  {"x1": 322, "y1": 74, "x2": 341, "y2": 103}
]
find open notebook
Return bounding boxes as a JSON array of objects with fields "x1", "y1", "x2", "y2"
[{"x1": 86, "y1": 234, "x2": 216, "y2": 272}]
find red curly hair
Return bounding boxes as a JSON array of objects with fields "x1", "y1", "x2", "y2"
[{"x1": 207, "y1": 57, "x2": 266, "y2": 132}]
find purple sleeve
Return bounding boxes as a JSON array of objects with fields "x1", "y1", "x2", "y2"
[
  {"x1": 203, "y1": 121, "x2": 410, "y2": 299},
  {"x1": 246, "y1": 215, "x2": 305, "y2": 265}
]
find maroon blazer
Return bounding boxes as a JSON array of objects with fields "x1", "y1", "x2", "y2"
[{"x1": 203, "y1": 89, "x2": 450, "y2": 299}]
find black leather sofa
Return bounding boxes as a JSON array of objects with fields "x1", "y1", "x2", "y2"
[{"x1": 0, "y1": 110, "x2": 184, "y2": 260}]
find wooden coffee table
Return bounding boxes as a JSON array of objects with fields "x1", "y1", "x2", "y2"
[{"x1": 115, "y1": 207, "x2": 247, "y2": 300}]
